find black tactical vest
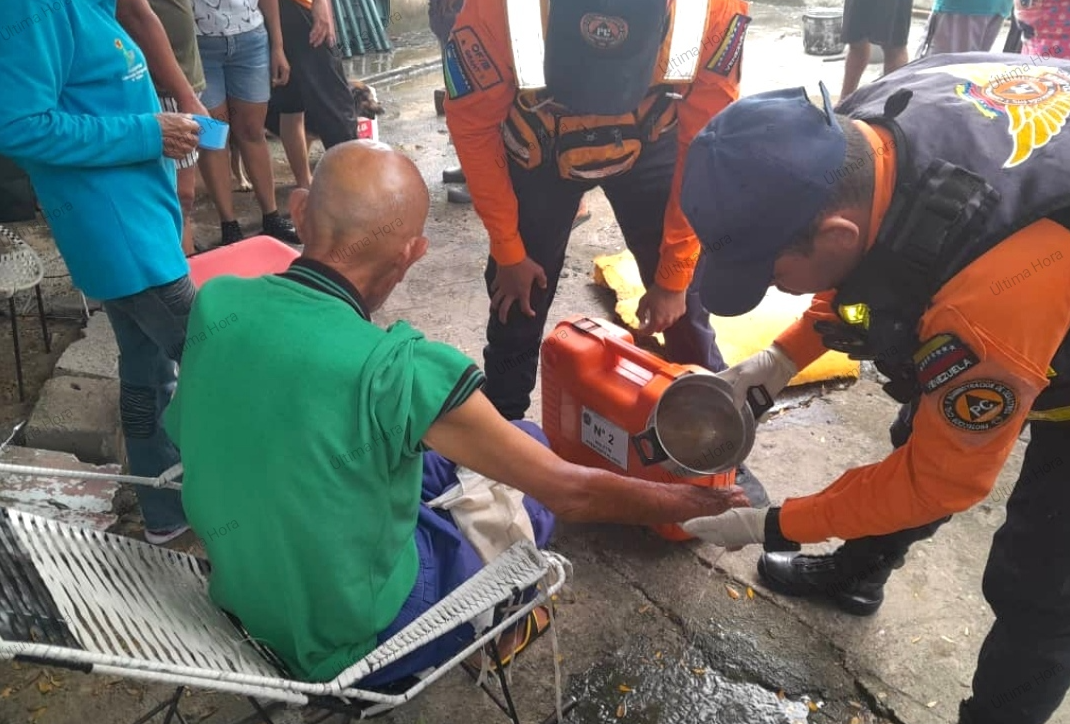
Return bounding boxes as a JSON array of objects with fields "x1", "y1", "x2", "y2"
[{"x1": 817, "y1": 52, "x2": 1070, "y2": 419}]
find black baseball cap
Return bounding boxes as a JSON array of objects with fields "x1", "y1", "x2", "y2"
[
  {"x1": 544, "y1": 0, "x2": 670, "y2": 115},
  {"x1": 681, "y1": 82, "x2": 847, "y2": 316}
]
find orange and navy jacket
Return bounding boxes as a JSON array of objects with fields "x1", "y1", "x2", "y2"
[
  {"x1": 771, "y1": 121, "x2": 1070, "y2": 544},
  {"x1": 442, "y1": 0, "x2": 750, "y2": 291}
]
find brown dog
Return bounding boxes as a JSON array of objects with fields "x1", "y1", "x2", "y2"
[{"x1": 230, "y1": 80, "x2": 384, "y2": 191}]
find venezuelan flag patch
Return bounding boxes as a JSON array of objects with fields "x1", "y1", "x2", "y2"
[
  {"x1": 706, "y1": 14, "x2": 750, "y2": 77},
  {"x1": 444, "y1": 39, "x2": 474, "y2": 99}
]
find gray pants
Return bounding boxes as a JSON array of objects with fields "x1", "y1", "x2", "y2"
[{"x1": 917, "y1": 12, "x2": 1005, "y2": 57}]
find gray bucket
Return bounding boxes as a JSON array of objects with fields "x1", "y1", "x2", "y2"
[{"x1": 803, "y1": 9, "x2": 845, "y2": 56}]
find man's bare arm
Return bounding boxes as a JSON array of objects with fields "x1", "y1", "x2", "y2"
[
  {"x1": 423, "y1": 392, "x2": 750, "y2": 525},
  {"x1": 115, "y1": 0, "x2": 207, "y2": 116}
]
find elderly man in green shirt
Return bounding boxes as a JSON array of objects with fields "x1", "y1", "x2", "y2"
[{"x1": 163, "y1": 140, "x2": 751, "y2": 685}]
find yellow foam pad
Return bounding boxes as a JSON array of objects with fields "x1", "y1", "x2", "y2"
[{"x1": 592, "y1": 251, "x2": 860, "y2": 387}]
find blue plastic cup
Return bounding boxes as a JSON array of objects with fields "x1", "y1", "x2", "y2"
[{"x1": 192, "y1": 115, "x2": 229, "y2": 150}]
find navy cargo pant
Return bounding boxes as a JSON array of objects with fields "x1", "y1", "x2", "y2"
[
  {"x1": 961, "y1": 420, "x2": 1070, "y2": 724},
  {"x1": 482, "y1": 131, "x2": 727, "y2": 421},
  {"x1": 837, "y1": 402, "x2": 1070, "y2": 724}
]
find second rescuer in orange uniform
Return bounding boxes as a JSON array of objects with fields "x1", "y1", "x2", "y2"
[
  {"x1": 441, "y1": 0, "x2": 751, "y2": 422},
  {"x1": 678, "y1": 54, "x2": 1070, "y2": 724}
]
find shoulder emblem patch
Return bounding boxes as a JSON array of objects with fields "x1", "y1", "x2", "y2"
[
  {"x1": 914, "y1": 333, "x2": 979, "y2": 394},
  {"x1": 705, "y1": 13, "x2": 750, "y2": 77},
  {"x1": 453, "y1": 26, "x2": 503, "y2": 91},
  {"x1": 443, "y1": 38, "x2": 474, "y2": 99},
  {"x1": 941, "y1": 379, "x2": 1017, "y2": 433}
]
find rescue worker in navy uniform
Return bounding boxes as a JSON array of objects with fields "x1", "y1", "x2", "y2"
[{"x1": 677, "y1": 53, "x2": 1070, "y2": 724}]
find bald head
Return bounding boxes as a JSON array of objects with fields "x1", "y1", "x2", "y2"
[
  {"x1": 297, "y1": 140, "x2": 430, "y2": 265},
  {"x1": 289, "y1": 140, "x2": 432, "y2": 312}
]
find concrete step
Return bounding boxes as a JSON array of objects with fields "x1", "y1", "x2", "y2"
[
  {"x1": 55, "y1": 311, "x2": 118, "y2": 380},
  {"x1": 0, "y1": 445, "x2": 121, "y2": 531},
  {"x1": 24, "y1": 376, "x2": 123, "y2": 466}
]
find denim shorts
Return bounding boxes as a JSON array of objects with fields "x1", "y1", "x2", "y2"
[{"x1": 197, "y1": 23, "x2": 271, "y2": 109}]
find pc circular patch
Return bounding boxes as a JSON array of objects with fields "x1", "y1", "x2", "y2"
[
  {"x1": 941, "y1": 379, "x2": 1017, "y2": 432},
  {"x1": 580, "y1": 14, "x2": 629, "y2": 50}
]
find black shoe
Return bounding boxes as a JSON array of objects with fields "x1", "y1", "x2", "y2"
[
  {"x1": 220, "y1": 220, "x2": 244, "y2": 246},
  {"x1": 262, "y1": 212, "x2": 301, "y2": 246},
  {"x1": 447, "y1": 185, "x2": 472, "y2": 204},
  {"x1": 442, "y1": 166, "x2": 466, "y2": 184},
  {"x1": 735, "y1": 464, "x2": 770, "y2": 508},
  {"x1": 757, "y1": 552, "x2": 885, "y2": 616}
]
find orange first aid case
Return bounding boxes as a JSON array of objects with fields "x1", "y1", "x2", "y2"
[{"x1": 541, "y1": 316, "x2": 736, "y2": 541}]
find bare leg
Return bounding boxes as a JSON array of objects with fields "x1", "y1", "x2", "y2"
[
  {"x1": 228, "y1": 98, "x2": 279, "y2": 215},
  {"x1": 196, "y1": 102, "x2": 238, "y2": 223},
  {"x1": 841, "y1": 41, "x2": 871, "y2": 98},
  {"x1": 176, "y1": 165, "x2": 197, "y2": 255},
  {"x1": 279, "y1": 112, "x2": 313, "y2": 190},
  {"x1": 881, "y1": 44, "x2": 910, "y2": 75}
]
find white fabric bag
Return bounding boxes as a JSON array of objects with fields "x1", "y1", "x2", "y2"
[{"x1": 426, "y1": 467, "x2": 536, "y2": 565}]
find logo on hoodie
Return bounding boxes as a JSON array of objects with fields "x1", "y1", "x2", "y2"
[{"x1": 115, "y1": 39, "x2": 148, "y2": 83}]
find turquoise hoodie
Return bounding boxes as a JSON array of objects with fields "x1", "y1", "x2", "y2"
[{"x1": 0, "y1": 0, "x2": 189, "y2": 300}]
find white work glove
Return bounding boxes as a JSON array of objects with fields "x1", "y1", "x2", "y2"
[
  {"x1": 717, "y1": 344, "x2": 798, "y2": 411},
  {"x1": 681, "y1": 508, "x2": 768, "y2": 548}
]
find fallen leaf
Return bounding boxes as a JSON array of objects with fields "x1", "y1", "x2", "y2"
[
  {"x1": 27, "y1": 707, "x2": 47, "y2": 723},
  {"x1": 691, "y1": 668, "x2": 707, "y2": 676},
  {"x1": 618, "y1": 685, "x2": 633, "y2": 693},
  {"x1": 927, "y1": 701, "x2": 937, "y2": 708},
  {"x1": 848, "y1": 700, "x2": 863, "y2": 708},
  {"x1": 911, "y1": 636, "x2": 922, "y2": 644},
  {"x1": 0, "y1": 687, "x2": 12, "y2": 699},
  {"x1": 616, "y1": 701, "x2": 627, "y2": 718},
  {"x1": 807, "y1": 700, "x2": 819, "y2": 712},
  {"x1": 746, "y1": 587, "x2": 755, "y2": 600},
  {"x1": 850, "y1": 718, "x2": 861, "y2": 724},
  {"x1": 725, "y1": 585, "x2": 741, "y2": 600},
  {"x1": 654, "y1": 651, "x2": 662, "y2": 659},
  {"x1": 638, "y1": 604, "x2": 653, "y2": 614},
  {"x1": 36, "y1": 681, "x2": 52, "y2": 695}
]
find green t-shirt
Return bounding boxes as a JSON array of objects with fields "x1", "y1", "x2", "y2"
[
  {"x1": 148, "y1": 0, "x2": 207, "y2": 93},
  {"x1": 163, "y1": 259, "x2": 485, "y2": 682}
]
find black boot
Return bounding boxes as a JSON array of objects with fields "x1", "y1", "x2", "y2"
[
  {"x1": 757, "y1": 550, "x2": 896, "y2": 616},
  {"x1": 447, "y1": 185, "x2": 472, "y2": 204},
  {"x1": 443, "y1": 166, "x2": 466, "y2": 184},
  {"x1": 735, "y1": 464, "x2": 770, "y2": 508}
]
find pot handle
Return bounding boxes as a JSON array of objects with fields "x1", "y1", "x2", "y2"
[
  {"x1": 632, "y1": 427, "x2": 669, "y2": 466},
  {"x1": 746, "y1": 385, "x2": 775, "y2": 419}
]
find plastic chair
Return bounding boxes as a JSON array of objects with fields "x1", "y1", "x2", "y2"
[{"x1": 188, "y1": 236, "x2": 300, "y2": 288}]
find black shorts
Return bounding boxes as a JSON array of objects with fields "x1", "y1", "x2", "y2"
[{"x1": 842, "y1": 0, "x2": 914, "y2": 47}]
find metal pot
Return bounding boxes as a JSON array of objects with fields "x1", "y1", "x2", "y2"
[{"x1": 631, "y1": 372, "x2": 773, "y2": 477}]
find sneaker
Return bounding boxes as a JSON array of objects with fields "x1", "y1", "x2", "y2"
[
  {"x1": 221, "y1": 220, "x2": 244, "y2": 246},
  {"x1": 262, "y1": 212, "x2": 301, "y2": 246},
  {"x1": 145, "y1": 524, "x2": 191, "y2": 546}
]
